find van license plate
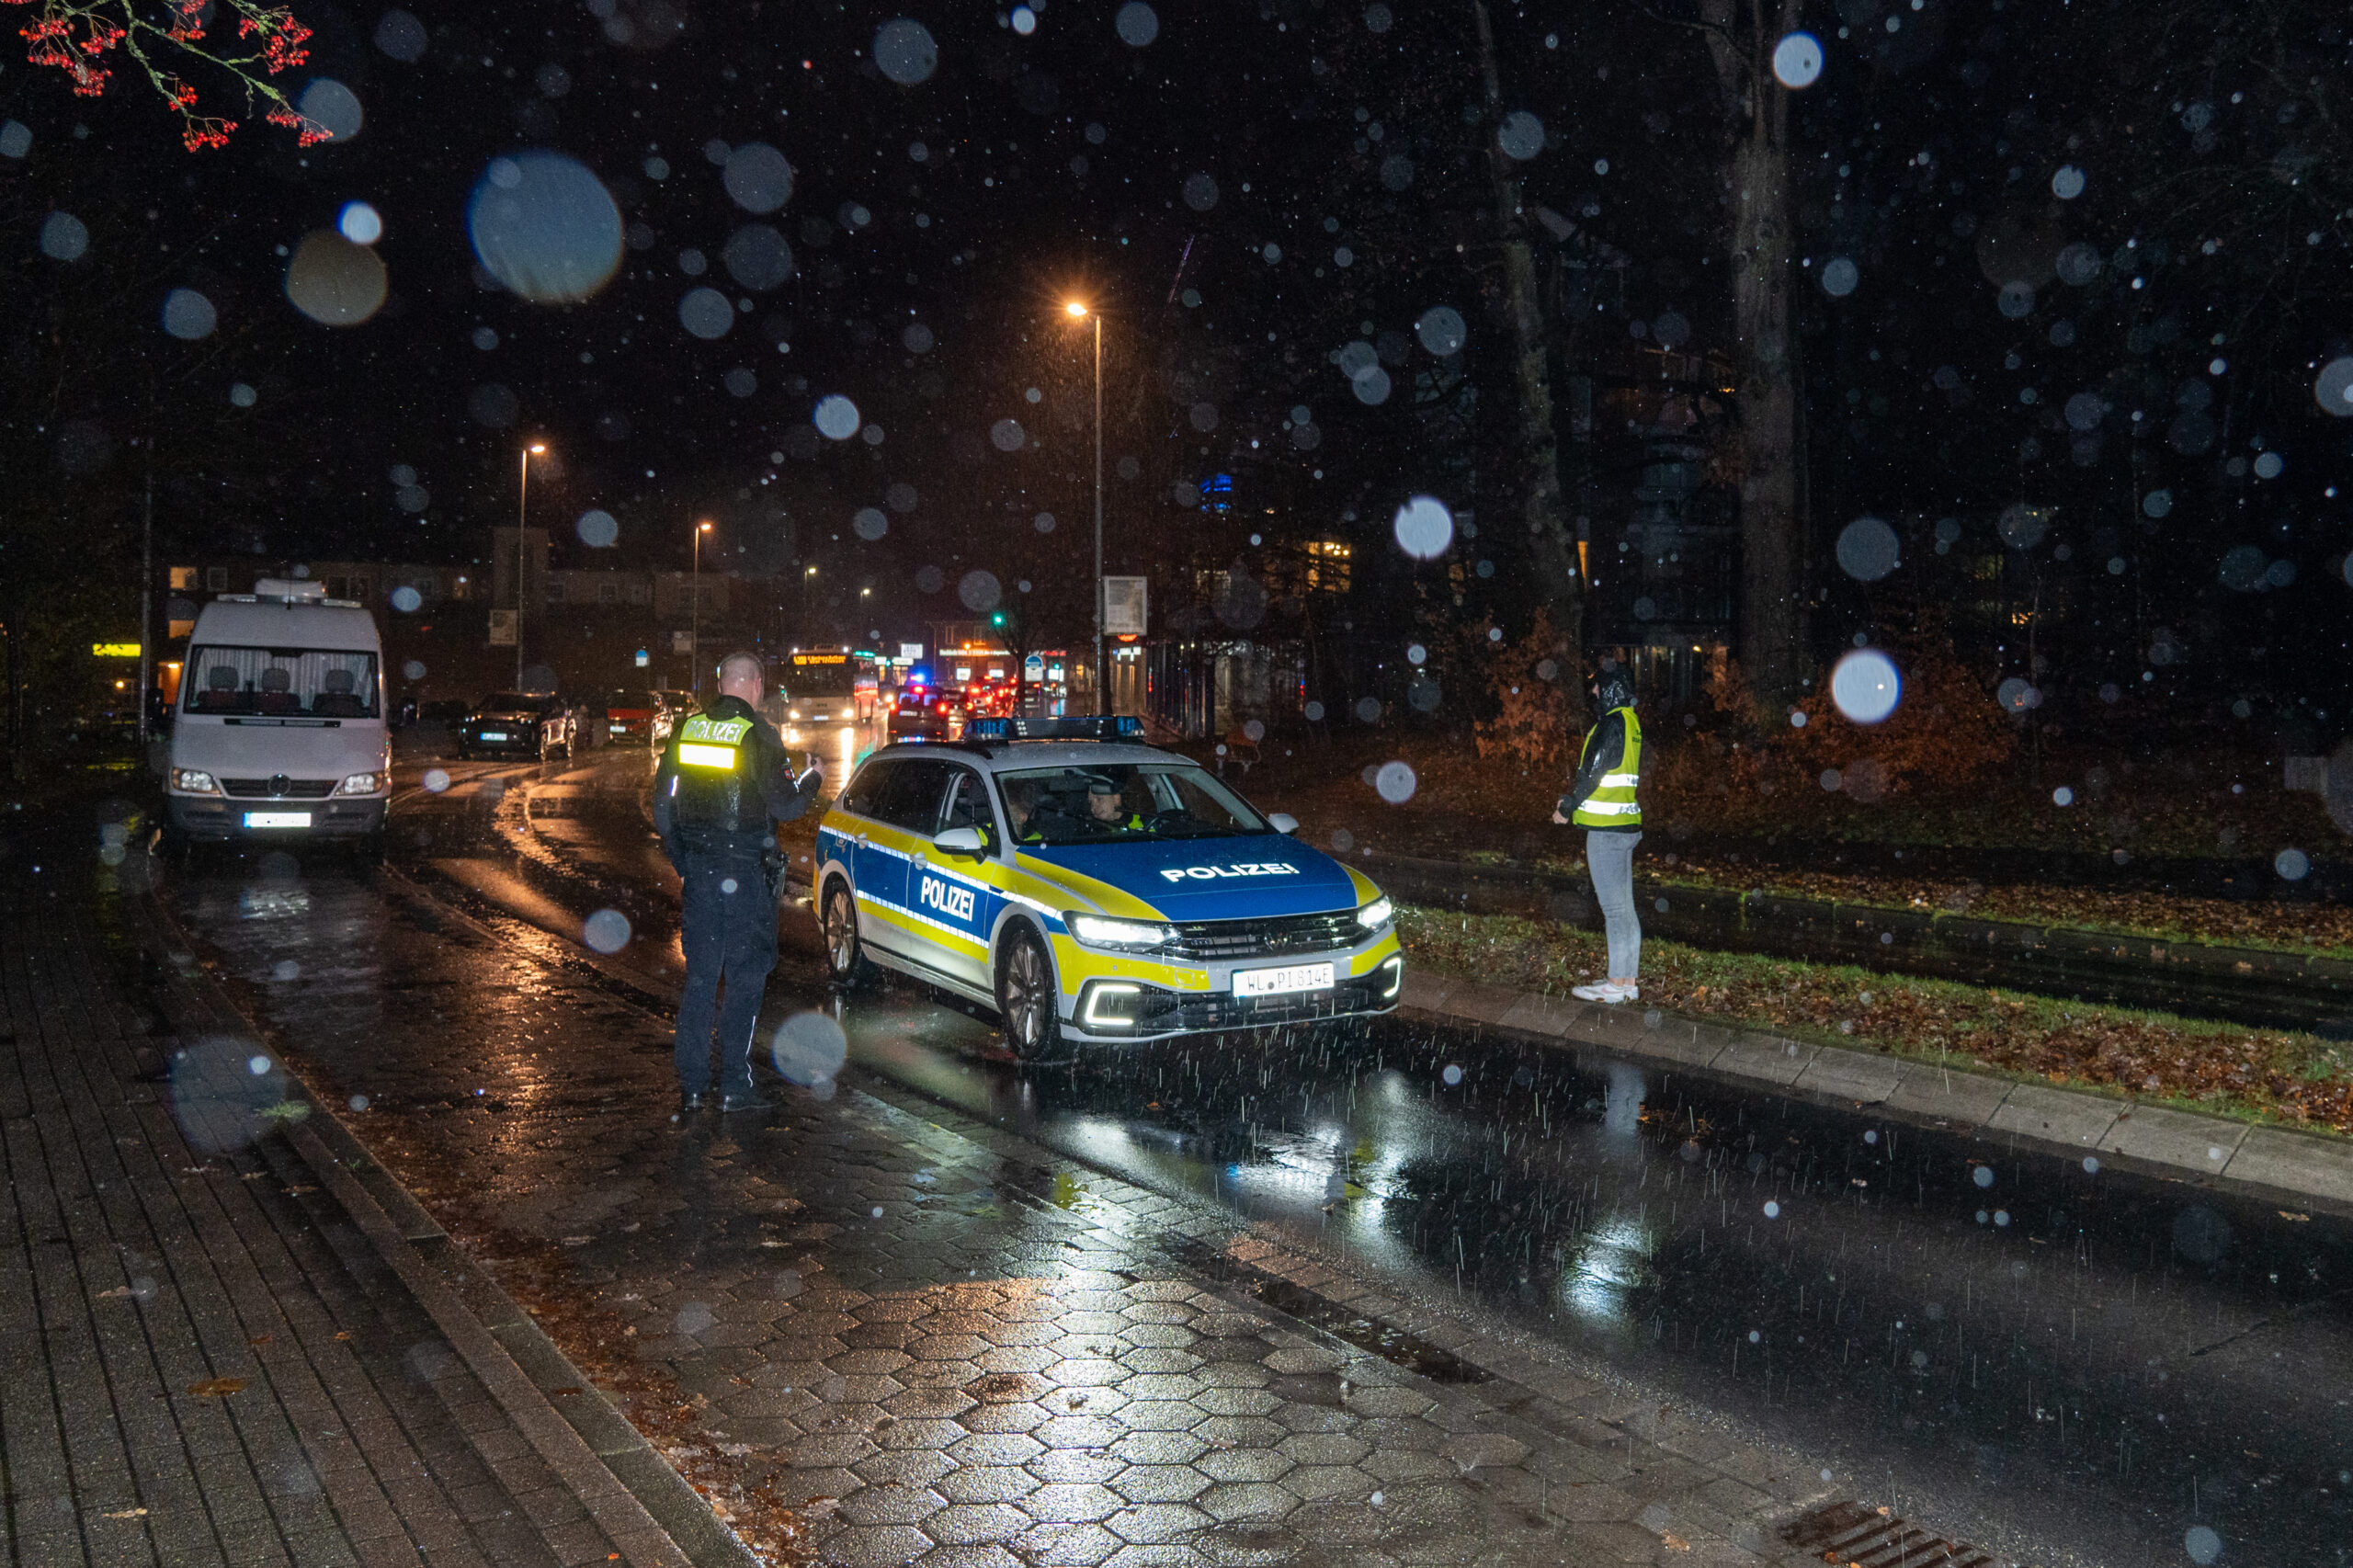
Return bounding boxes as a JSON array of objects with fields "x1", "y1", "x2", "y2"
[
  {"x1": 244, "y1": 811, "x2": 313, "y2": 828},
  {"x1": 478, "y1": 731, "x2": 508, "y2": 741},
  {"x1": 1232, "y1": 962, "x2": 1335, "y2": 998}
]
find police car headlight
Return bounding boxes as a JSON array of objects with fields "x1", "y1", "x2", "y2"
[
  {"x1": 1357, "y1": 897, "x2": 1394, "y2": 931},
  {"x1": 171, "y1": 767, "x2": 220, "y2": 794},
  {"x1": 336, "y1": 772, "x2": 383, "y2": 796},
  {"x1": 1069, "y1": 914, "x2": 1174, "y2": 950}
]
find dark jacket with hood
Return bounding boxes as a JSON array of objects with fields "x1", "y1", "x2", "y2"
[{"x1": 1558, "y1": 667, "x2": 1641, "y2": 834}]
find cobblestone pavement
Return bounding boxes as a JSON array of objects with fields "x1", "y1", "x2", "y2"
[
  {"x1": 0, "y1": 846, "x2": 690, "y2": 1567},
  {"x1": 162, "y1": 840, "x2": 1857, "y2": 1568}
]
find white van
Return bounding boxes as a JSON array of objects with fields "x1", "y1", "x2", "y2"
[{"x1": 163, "y1": 579, "x2": 391, "y2": 853}]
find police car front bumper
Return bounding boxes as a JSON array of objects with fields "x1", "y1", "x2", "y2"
[{"x1": 1056, "y1": 938, "x2": 1404, "y2": 1044}]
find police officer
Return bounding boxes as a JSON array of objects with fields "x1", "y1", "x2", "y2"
[
  {"x1": 1080, "y1": 775, "x2": 1145, "y2": 834},
  {"x1": 654, "y1": 651, "x2": 823, "y2": 1117},
  {"x1": 1552, "y1": 662, "x2": 1643, "y2": 1005}
]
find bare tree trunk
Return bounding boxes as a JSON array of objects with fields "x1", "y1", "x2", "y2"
[
  {"x1": 1472, "y1": 0, "x2": 1588, "y2": 729},
  {"x1": 1702, "y1": 0, "x2": 1810, "y2": 710}
]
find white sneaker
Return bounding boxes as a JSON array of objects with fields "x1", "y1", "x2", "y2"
[
  {"x1": 1596, "y1": 982, "x2": 1640, "y2": 1005},
  {"x1": 1571, "y1": 982, "x2": 1612, "y2": 1001}
]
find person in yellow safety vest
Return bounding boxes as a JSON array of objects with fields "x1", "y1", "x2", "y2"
[{"x1": 1552, "y1": 662, "x2": 1643, "y2": 1005}]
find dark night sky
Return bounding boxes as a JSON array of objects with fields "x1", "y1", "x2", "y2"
[{"x1": 5, "y1": 0, "x2": 2349, "y2": 708}]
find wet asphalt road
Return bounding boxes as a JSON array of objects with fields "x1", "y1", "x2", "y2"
[{"x1": 164, "y1": 736, "x2": 2353, "y2": 1568}]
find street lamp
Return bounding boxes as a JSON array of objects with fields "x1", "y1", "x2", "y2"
[
  {"x1": 1064, "y1": 301, "x2": 1105, "y2": 714},
  {"x1": 517, "y1": 443, "x2": 546, "y2": 691},
  {"x1": 802, "y1": 563, "x2": 818, "y2": 631},
  {"x1": 690, "y1": 519, "x2": 712, "y2": 698}
]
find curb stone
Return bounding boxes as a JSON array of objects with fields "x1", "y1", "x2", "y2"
[{"x1": 1398, "y1": 968, "x2": 2353, "y2": 1218}]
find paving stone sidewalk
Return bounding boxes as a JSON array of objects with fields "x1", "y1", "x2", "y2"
[
  {"x1": 0, "y1": 851, "x2": 670, "y2": 1567},
  {"x1": 166, "y1": 858, "x2": 1868, "y2": 1568}
]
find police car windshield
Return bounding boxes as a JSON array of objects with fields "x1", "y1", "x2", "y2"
[{"x1": 995, "y1": 764, "x2": 1268, "y2": 846}]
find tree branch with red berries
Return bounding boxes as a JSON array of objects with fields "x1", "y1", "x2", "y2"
[{"x1": 6, "y1": 0, "x2": 326, "y2": 151}]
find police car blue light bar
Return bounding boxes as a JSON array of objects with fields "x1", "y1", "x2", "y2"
[{"x1": 966, "y1": 715, "x2": 1144, "y2": 743}]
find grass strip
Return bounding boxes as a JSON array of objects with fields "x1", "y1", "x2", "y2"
[{"x1": 1395, "y1": 905, "x2": 2353, "y2": 1136}]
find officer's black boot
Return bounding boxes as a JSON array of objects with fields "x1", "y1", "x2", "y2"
[{"x1": 675, "y1": 1089, "x2": 708, "y2": 1119}]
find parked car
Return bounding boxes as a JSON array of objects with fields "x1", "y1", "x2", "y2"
[
  {"x1": 602, "y1": 688, "x2": 664, "y2": 744},
  {"x1": 652, "y1": 689, "x2": 698, "y2": 746},
  {"x1": 455, "y1": 692, "x2": 572, "y2": 760}
]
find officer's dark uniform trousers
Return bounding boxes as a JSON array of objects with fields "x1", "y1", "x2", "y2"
[{"x1": 674, "y1": 845, "x2": 777, "y2": 1098}]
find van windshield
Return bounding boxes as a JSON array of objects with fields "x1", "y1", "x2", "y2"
[{"x1": 183, "y1": 647, "x2": 379, "y2": 718}]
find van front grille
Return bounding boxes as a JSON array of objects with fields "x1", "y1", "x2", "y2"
[{"x1": 221, "y1": 778, "x2": 336, "y2": 800}]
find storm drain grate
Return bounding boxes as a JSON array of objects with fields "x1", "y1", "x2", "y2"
[{"x1": 1780, "y1": 1499, "x2": 2006, "y2": 1568}]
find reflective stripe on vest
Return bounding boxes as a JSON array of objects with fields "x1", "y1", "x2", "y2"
[
  {"x1": 676, "y1": 713, "x2": 752, "y2": 770},
  {"x1": 1572, "y1": 708, "x2": 1643, "y2": 828}
]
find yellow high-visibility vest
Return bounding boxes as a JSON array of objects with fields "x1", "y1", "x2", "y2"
[
  {"x1": 676, "y1": 712, "x2": 752, "y2": 771},
  {"x1": 1571, "y1": 708, "x2": 1643, "y2": 828}
]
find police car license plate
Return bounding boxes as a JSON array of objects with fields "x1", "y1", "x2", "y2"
[
  {"x1": 1232, "y1": 962, "x2": 1334, "y2": 998},
  {"x1": 244, "y1": 811, "x2": 312, "y2": 828},
  {"x1": 479, "y1": 731, "x2": 508, "y2": 741}
]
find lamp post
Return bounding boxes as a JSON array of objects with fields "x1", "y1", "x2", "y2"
[
  {"x1": 516, "y1": 443, "x2": 545, "y2": 691},
  {"x1": 1064, "y1": 301, "x2": 1105, "y2": 714},
  {"x1": 691, "y1": 519, "x2": 712, "y2": 698},
  {"x1": 803, "y1": 564, "x2": 817, "y2": 632}
]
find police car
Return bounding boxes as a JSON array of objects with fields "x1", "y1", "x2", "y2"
[{"x1": 814, "y1": 716, "x2": 1403, "y2": 1052}]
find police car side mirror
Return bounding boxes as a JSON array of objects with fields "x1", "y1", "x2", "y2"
[
  {"x1": 933, "y1": 824, "x2": 987, "y2": 859},
  {"x1": 1267, "y1": 812, "x2": 1298, "y2": 835}
]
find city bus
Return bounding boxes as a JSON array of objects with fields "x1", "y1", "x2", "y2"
[{"x1": 778, "y1": 648, "x2": 878, "y2": 727}]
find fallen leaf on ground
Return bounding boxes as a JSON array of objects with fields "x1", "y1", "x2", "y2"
[{"x1": 187, "y1": 1378, "x2": 246, "y2": 1397}]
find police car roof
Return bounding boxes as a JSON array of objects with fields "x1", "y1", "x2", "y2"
[{"x1": 866, "y1": 740, "x2": 1180, "y2": 772}]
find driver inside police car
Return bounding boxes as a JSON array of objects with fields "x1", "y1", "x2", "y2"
[{"x1": 1082, "y1": 774, "x2": 1146, "y2": 834}]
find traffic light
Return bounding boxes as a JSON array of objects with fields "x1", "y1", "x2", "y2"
[{"x1": 990, "y1": 611, "x2": 1005, "y2": 626}]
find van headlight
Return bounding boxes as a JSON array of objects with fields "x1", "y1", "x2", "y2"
[
  {"x1": 1069, "y1": 913, "x2": 1174, "y2": 949},
  {"x1": 336, "y1": 772, "x2": 383, "y2": 796},
  {"x1": 171, "y1": 767, "x2": 220, "y2": 794},
  {"x1": 1357, "y1": 896, "x2": 1394, "y2": 931}
]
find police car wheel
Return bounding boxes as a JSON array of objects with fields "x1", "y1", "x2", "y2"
[
  {"x1": 995, "y1": 926, "x2": 1063, "y2": 1058},
  {"x1": 821, "y1": 879, "x2": 878, "y2": 987}
]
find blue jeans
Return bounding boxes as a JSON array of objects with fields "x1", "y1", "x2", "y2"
[
  {"x1": 1586, "y1": 830, "x2": 1643, "y2": 980},
  {"x1": 674, "y1": 853, "x2": 777, "y2": 1096}
]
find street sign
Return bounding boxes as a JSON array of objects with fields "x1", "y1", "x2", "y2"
[
  {"x1": 634, "y1": 648, "x2": 650, "y2": 667},
  {"x1": 488, "y1": 608, "x2": 517, "y2": 646},
  {"x1": 1024, "y1": 653, "x2": 1045, "y2": 682},
  {"x1": 671, "y1": 630, "x2": 694, "y2": 653},
  {"x1": 898, "y1": 642, "x2": 924, "y2": 664},
  {"x1": 1102, "y1": 576, "x2": 1148, "y2": 636}
]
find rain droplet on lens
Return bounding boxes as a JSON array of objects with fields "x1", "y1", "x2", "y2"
[
  {"x1": 1114, "y1": 1, "x2": 1160, "y2": 46},
  {"x1": 162, "y1": 287, "x2": 216, "y2": 340},
  {"x1": 583, "y1": 909, "x2": 631, "y2": 953},
  {"x1": 678, "y1": 286, "x2": 733, "y2": 339},
  {"x1": 813, "y1": 395, "x2": 861, "y2": 440},
  {"x1": 722, "y1": 142, "x2": 794, "y2": 213},
  {"x1": 1497, "y1": 110, "x2": 1545, "y2": 161},
  {"x1": 1772, "y1": 31, "x2": 1822, "y2": 87},
  {"x1": 873, "y1": 17, "x2": 938, "y2": 85},
  {"x1": 1834, "y1": 516, "x2": 1900, "y2": 581},
  {"x1": 467, "y1": 153, "x2": 622, "y2": 304},
  {"x1": 1392, "y1": 495, "x2": 1453, "y2": 559}
]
